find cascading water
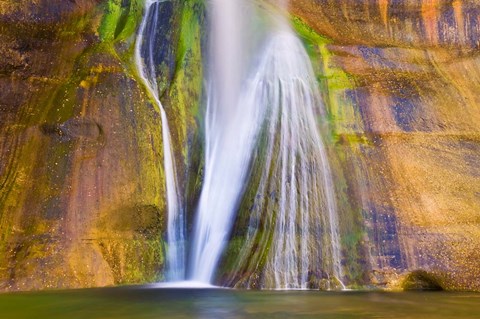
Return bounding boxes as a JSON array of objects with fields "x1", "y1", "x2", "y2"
[
  {"x1": 189, "y1": 0, "x2": 259, "y2": 283},
  {"x1": 189, "y1": 0, "x2": 344, "y2": 288},
  {"x1": 135, "y1": 0, "x2": 186, "y2": 281},
  {"x1": 136, "y1": 0, "x2": 343, "y2": 288},
  {"x1": 237, "y1": 28, "x2": 344, "y2": 289}
]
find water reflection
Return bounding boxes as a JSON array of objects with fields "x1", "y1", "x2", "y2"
[
  {"x1": 192, "y1": 293, "x2": 244, "y2": 319},
  {"x1": 0, "y1": 287, "x2": 479, "y2": 318}
]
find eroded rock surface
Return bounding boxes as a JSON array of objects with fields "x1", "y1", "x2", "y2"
[
  {"x1": 0, "y1": 0, "x2": 478, "y2": 291},
  {"x1": 288, "y1": 0, "x2": 480, "y2": 290},
  {"x1": 0, "y1": 0, "x2": 204, "y2": 291}
]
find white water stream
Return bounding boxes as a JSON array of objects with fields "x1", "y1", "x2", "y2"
[
  {"x1": 245, "y1": 28, "x2": 344, "y2": 289},
  {"x1": 136, "y1": 0, "x2": 344, "y2": 288},
  {"x1": 135, "y1": 0, "x2": 186, "y2": 281},
  {"x1": 189, "y1": 0, "x2": 259, "y2": 283},
  {"x1": 189, "y1": 0, "x2": 344, "y2": 287}
]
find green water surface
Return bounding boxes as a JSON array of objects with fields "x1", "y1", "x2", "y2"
[{"x1": 1, "y1": 287, "x2": 479, "y2": 318}]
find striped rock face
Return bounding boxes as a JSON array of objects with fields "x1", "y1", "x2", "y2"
[
  {"x1": 0, "y1": 0, "x2": 204, "y2": 291},
  {"x1": 0, "y1": 0, "x2": 479, "y2": 291},
  {"x1": 285, "y1": 0, "x2": 480, "y2": 290}
]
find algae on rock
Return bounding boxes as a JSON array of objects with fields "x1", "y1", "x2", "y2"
[
  {"x1": 0, "y1": 0, "x2": 204, "y2": 291},
  {"x1": 1, "y1": 0, "x2": 479, "y2": 292}
]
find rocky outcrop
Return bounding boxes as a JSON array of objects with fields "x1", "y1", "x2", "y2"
[
  {"x1": 0, "y1": 0, "x2": 204, "y2": 291},
  {"x1": 287, "y1": 0, "x2": 480, "y2": 290},
  {"x1": 0, "y1": 0, "x2": 478, "y2": 292}
]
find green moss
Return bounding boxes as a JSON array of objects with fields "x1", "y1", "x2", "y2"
[
  {"x1": 98, "y1": 239, "x2": 165, "y2": 284},
  {"x1": 166, "y1": 0, "x2": 205, "y2": 159},
  {"x1": 98, "y1": 205, "x2": 164, "y2": 240},
  {"x1": 99, "y1": 0, "x2": 145, "y2": 43},
  {"x1": 292, "y1": 16, "x2": 330, "y2": 46},
  {"x1": 99, "y1": 1, "x2": 121, "y2": 41},
  {"x1": 292, "y1": 15, "x2": 358, "y2": 140},
  {"x1": 292, "y1": 15, "x2": 370, "y2": 288}
]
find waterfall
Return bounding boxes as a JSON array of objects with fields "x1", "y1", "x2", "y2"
[
  {"x1": 135, "y1": 0, "x2": 186, "y2": 281},
  {"x1": 135, "y1": 0, "x2": 344, "y2": 288},
  {"x1": 189, "y1": 0, "x2": 259, "y2": 283},
  {"x1": 241, "y1": 29, "x2": 344, "y2": 289},
  {"x1": 189, "y1": 0, "x2": 344, "y2": 288}
]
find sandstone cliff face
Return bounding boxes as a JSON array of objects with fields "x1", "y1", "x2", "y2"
[
  {"x1": 0, "y1": 0, "x2": 479, "y2": 292},
  {"x1": 0, "y1": 0, "x2": 204, "y2": 291},
  {"x1": 287, "y1": 0, "x2": 480, "y2": 290}
]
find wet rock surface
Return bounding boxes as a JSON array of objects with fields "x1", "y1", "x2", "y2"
[
  {"x1": 287, "y1": 0, "x2": 480, "y2": 291},
  {"x1": 0, "y1": 0, "x2": 478, "y2": 291},
  {"x1": 0, "y1": 0, "x2": 204, "y2": 291}
]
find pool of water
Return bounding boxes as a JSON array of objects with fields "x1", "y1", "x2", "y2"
[{"x1": 1, "y1": 287, "x2": 479, "y2": 318}]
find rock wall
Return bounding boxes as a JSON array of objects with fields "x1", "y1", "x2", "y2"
[
  {"x1": 0, "y1": 0, "x2": 479, "y2": 291},
  {"x1": 288, "y1": 0, "x2": 480, "y2": 290},
  {"x1": 0, "y1": 0, "x2": 204, "y2": 291}
]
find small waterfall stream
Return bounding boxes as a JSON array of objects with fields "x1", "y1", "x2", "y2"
[
  {"x1": 240, "y1": 28, "x2": 344, "y2": 289},
  {"x1": 135, "y1": 0, "x2": 186, "y2": 281}
]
